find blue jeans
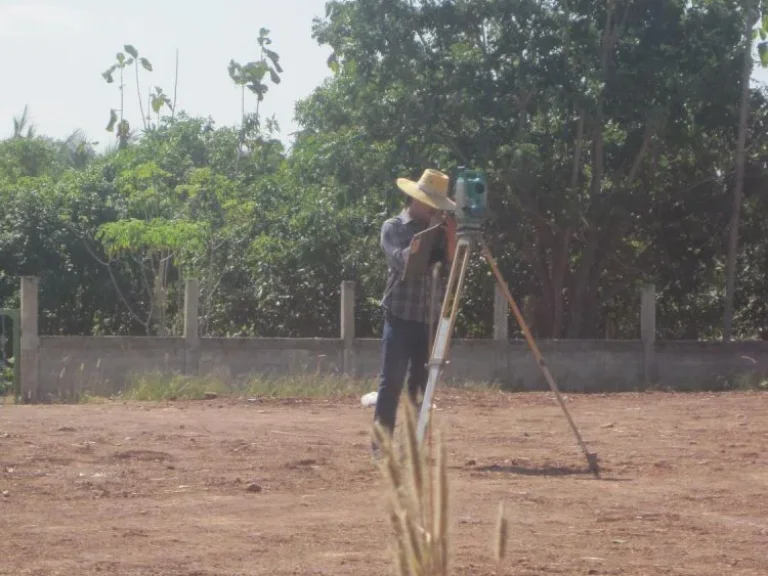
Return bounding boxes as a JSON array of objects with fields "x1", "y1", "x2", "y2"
[{"x1": 373, "y1": 312, "x2": 430, "y2": 437}]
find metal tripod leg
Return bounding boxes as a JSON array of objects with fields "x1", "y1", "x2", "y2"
[
  {"x1": 416, "y1": 235, "x2": 474, "y2": 443},
  {"x1": 479, "y1": 238, "x2": 600, "y2": 478},
  {"x1": 414, "y1": 231, "x2": 600, "y2": 478}
]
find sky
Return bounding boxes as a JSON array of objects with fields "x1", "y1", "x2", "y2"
[
  {"x1": 0, "y1": 0, "x2": 333, "y2": 150},
  {"x1": 4, "y1": 0, "x2": 768, "y2": 154}
]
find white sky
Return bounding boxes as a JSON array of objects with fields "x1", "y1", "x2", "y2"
[
  {"x1": 0, "y1": 0, "x2": 332, "y2": 150},
  {"x1": 2, "y1": 0, "x2": 768, "y2": 153}
]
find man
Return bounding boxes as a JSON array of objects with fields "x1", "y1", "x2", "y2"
[{"x1": 373, "y1": 168, "x2": 457, "y2": 449}]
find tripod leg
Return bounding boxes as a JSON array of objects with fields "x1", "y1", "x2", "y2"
[
  {"x1": 428, "y1": 262, "x2": 442, "y2": 357},
  {"x1": 425, "y1": 262, "x2": 441, "y2": 448},
  {"x1": 479, "y1": 239, "x2": 600, "y2": 478},
  {"x1": 416, "y1": 237, "x2": 473, "y2": 443}
]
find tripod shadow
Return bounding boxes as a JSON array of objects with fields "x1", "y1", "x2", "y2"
[
  {"x1": 476, "y1": 463, "x2": 585, "y2": 477},
  {"x1": 470, "y1": 463, "x2": 634, "y2": 482}
]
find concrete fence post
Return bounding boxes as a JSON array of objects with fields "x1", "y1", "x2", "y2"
[
  {"x1": 20, "y1": 276, "x2": 40, "y2": 402},
  {"x1": 183, "y1": 279, "x2": 200, "y2": 375},
  {"x1": 341, "y1": 281, "x2": 355, "y2": 375},
  {"x1": 641, "y1": 283, "x2": 657, "y2": 386},
  {"x1": 493, "y1": 284, "x2": 509, "y2": 341},
  {"x1": 492, "y1": 284, "x2": 511, "y2": 384}
]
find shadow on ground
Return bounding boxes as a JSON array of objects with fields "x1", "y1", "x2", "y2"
[
  {"x1": 477, "y1": 463, "x2": 585, "y2": 476},
  {"x1": 465, "y1": 463, "x2": 634, "y2": 482}
]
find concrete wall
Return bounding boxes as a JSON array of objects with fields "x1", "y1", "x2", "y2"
[
  {"x1": 36, "y1": 335, "x2": 768, "y2": 400},
  {"x1": 14, "y1": 277, "x2": 768, "y2": 401},
  {"x1": 654, "y1": 340, "x2": 768, "y2": 389},
  {"x1": 350, "y1": 338, "x2": 647, "y2": 391},
  {"x1": 39, "y1": 336, "x2": 186, "y2": 399}
]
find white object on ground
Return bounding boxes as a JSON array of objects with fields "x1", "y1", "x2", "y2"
[{"x1": 360, "y1": 391, "x2": 437, "y2": 411}]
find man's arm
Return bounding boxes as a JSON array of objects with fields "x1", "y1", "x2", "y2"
[
  {"x1": 427, "y1": 214, "x2": 457, "y2": 268},
  {"x1": 435, "y1": 214, "x2": 456, "y2": 270},
  {"x1": 443, "y1": 214, "x2": 458, "y2": 266},
  {"x1": 381, "y1": 220, "x2": 409, "y2": 273}
]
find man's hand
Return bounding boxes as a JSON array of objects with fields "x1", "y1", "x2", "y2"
[{"x1": 444, "y1": 214, "x2": 458, "y2": 263}]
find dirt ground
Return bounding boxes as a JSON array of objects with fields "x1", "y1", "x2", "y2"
[{"x1": 1, "y1": 390, "x2": 767, "y2": 576}]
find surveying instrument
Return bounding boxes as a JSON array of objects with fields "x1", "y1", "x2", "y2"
[{"x1": 417, "y1": 167, "x2": 600, "y2": 478}]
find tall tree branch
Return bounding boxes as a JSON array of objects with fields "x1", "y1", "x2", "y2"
[{"x1": 80, "y1": 238, "x2": 150, "y2": 333}]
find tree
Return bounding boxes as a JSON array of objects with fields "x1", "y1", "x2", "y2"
[
  {"x1": 723, "y1": 1, "x2": 768, "y2": 341},
  {"x1": 102, "y1": 44, "x2": 154, "y2": 149},
  {"x1": 228, "y1": 28, "x2": 283, "y2": 146},
  {"x1": 11, "y1": 106, "x2": 35, "y2": 139},
  {"x1": 97, "y1": 217, "x2": 208, "y2": 335},
  {"x1": 305, "y1": 0, "x2": 748, "y2": 338},
  {"x1": 5, "y1": 7, "x2": 768, "y2": 344}
]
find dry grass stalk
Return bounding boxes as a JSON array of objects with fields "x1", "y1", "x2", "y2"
[
  {"x1": 494, "y1": 502, "x2": 508, "y2": 562},
  {"x1": 373, "y1": 400, "x2": 450, "y2": 576},
  {"x1": 373, "y1": 399, "x2": 510, "y2": 574}
]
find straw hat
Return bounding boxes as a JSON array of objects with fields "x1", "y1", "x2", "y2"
[{"x1": 396, "y1": 169, "x2": 456, "y2": 212}]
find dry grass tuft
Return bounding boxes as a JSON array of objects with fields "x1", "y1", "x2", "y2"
[
  {"x1": 494, "y1": 502, "x2": 508, "y2": 562},
  {"x1": 373, "y1": 400, "x2": 450, "y2": 575},
  {"x1": 373, "y1": 399, "x2": 510, "y2": 574},
  {"x1": 123, "y1": 371, "x2": 373, "y2": 401}
]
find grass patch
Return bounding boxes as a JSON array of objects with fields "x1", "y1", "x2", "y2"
[
  {"x1": 645, "y1": 372, "x2": 768, "y2": 393},
  {"x1": 445, "y1": 379, "x2": 503, "y2": 393},
  {"x1": 107, "y1": 370, "x2": 508, "y2": 404},
  {"x1": 77, "y1": 393, "x2": 116, "y2": 405},
  {"x1": 125, "y1": 372, "x2": 233, "y2": 401},
  {"x1": 1, "y1": 393, "x2": 18, "y2": 406},
  {"x1": 122, "y1": 370, "x2": 376, "y2": 402},
  {"x1": 0, "y1": 363, "x2": 15, "y2": 397},
  {"x1": 245, "y1": 373, "x2": 374, "y2": 398}
]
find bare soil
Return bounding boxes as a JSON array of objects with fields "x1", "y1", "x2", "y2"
[{"x1": 1, "y1": 390, "x2": 767, "y2": 575}]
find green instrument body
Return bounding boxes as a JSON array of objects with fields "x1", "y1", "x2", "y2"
[{"x1": 453, "y1": 167, "x2": 488, "y2": 231}]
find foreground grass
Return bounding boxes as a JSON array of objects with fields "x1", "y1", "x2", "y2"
[
  {"x1": 374, "y1": 400, "x2": 508, "y2": 574},
  {"x1": 118, "y1": 370, "x2": 501, "y2": 403},
  {"x1": 122, "y1": 371, "x2": 377, "y2": 402}
]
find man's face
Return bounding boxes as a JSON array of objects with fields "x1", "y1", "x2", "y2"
[{"x1": 409, "y1": 198, "x2": 437, "y2": 224}]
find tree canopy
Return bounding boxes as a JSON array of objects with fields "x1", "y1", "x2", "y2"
[{"x1": 2, "y1": 0, "x2": 768, "y2": 342}]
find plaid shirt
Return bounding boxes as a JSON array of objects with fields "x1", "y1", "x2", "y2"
[{"x1": 380, "y1": 210, "x2": 446, "y2": 324}]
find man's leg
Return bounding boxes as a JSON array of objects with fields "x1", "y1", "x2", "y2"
[
  {"x1": 406, "y1": 321, "x2": 430, "y2": 407},
  {"x1": 373, "y1": 314, "x2": 409, "y2": 440}
]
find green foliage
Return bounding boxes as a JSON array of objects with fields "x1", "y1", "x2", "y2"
[
  {"x1": 3, "y1": 4, "x2": 768, "y2": 343},
  {"x1": 303, "y1": 0, "x2": 767, "y2": 339},
  {"x1": 150, "y1": 87, "x2": 173, "y2": 117},
  {"x1": 229, "y1": 28, "x2": 283, "y2": 143},
  {"x1": 97, "y1": 219, "x2": 208, "y2": 258},
  {"x1": 12, "y1": 106, "x2": 35, "y2": 139},
  {"x1": 102, "y1": 43, "x2": 160, "y2": 148},
  {"x1": 0, "y1": 364, "x2": 13, "y2": 396}
]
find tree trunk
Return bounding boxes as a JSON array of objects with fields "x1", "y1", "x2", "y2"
[
  {"x1": 582, "y1": 249, "x2": 606, "y2": 338},
  {"x1": 531, "y1": 237, "x2": 554, "y2": 337},
  {"x1": 571, "y1": 113, "x2": 585, "y2": 192},
  {"x1": 724, "y1": 10, "x2": 755, "y2": 342},
  {"x1": 568, "y1": 10, "x2": 611, "y2": 339},
  {"x1": 550, "y1": 228, "x2": 572, "y2": 338},
  {"x1": 153, "y1": 257, "x2": 168, "y2": 336},
  {"x1": 522, "y1": 294, "x2": 537, "y2": 335},
  {"x1": 567, "y1": 229, "x2": 598, "y2": 338}
]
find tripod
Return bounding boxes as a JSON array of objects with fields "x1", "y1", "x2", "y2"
[{"x1": 416, "y1": 229, "x2": 600, "y2": 478}]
